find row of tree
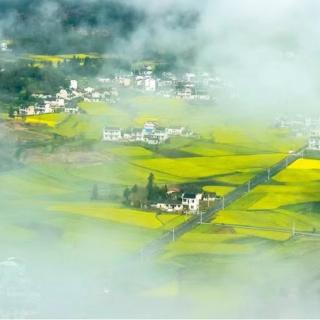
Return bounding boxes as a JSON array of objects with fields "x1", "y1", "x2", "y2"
[{"x1": 123, "y1": 173, "x2": 168, "y2": 208}]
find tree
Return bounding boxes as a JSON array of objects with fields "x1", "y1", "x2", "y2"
[
  {"x1": 91, "y1": 184, "x2": 99, "y2": 200},
  {"x1": 8, "y1": 106, "x2": 14, "y2": 118},
  {"x1": 146, "y1": 173, "x2": 155, "y2": 201},
  {"x1": 131, "y1": 184, "x2": 138, "y2": 193},
  {"x1": 123, "y1": 187, "x2": 131, "y2": 204}
]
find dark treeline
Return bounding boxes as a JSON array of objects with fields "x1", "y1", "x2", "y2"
[
  {"x1": 123, "y1": 173, "x2": 169, "y2": 208},
  {"x1": 0, "y1": 0, "x2": 200, "y2": 67},
  {"x1": 0, "y1": 62, "x2": 67, "y2": 108},
  {"x1": 0, "y1": 0, "x2": 145, "y2": 54}
]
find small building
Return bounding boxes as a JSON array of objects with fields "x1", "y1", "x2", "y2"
[
  {"x1": 84, "y1": 87, "x2": 94, "y2": 94},
  {"x1": 182, "y1": 193, "x2": 203, "y2": 212},
  {"x1": 308, "y1": 136, "x2": 320, "y2": 150},
  {"x1": 145, "y1": 77, "x2": 156, "y2": 91},
  {"x1": 56, "y1": 89, "x2": 69, "y2": 100},
  {"x1": 143, "y1": 122, "x2": 158, "y2": 135},
  {"x1": 70, "y1": 80, "x2": 78, "y2": 91},
  {"x1": 19, "y1": 105, "x2": 35, "y2": 116},
  {"x1": 0, "y1": 41, "x2": 8, "y2": 52},
  {"x1": 103, "y1": 127, "x2": 122, "y2": 141},
  {"x1": 151, "y1": 201, "x2": 183, "y2": 213},
  {"x1": 166, "y1": 127, "x2": 185, "y2": 136},
  {"x1": 123, "y1": 128, "x2": 144, "y2": 142},
  {"x1": 64, "y1": 105, "x2": 79, "y2": 114}
]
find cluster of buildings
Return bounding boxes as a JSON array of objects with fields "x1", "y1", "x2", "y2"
[
  {"x1": 112, "y1": 66, "x2": 226, "y2": 101},
  {"x1": 18, "y1": 80, "x2": 119, "y2": 116},
  {"x1": 151, "y1": 191, "x2": 217, "y2": 214},
  {"x1": 275, "y1": 115, "x2": 320, "y2": 151},
  {"x1": 103, "y1": 121, "x2": 194, "y2": 145}
]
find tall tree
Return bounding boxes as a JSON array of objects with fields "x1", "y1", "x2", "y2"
[
  {"x1": 91, "y1": 184, "x2": 99, "y2": 200},
  {"x1": 123, "y1": 187, "x2": 131, "y2": 204},
  {"x1": 146, "y1": 173, "x2": 155, "y2": 201},
  {"x1": 8, "y1": 106, "x2": 14, "y2": 118}
]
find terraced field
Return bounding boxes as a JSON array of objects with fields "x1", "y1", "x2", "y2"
[{"x1": 162, "y1": 158, "x2": 320, "y2": 259}]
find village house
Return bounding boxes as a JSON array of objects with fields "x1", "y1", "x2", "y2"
[
  {"x1": 70, "y1": 80, "x2": 78, "y2": 91},
  {"x1": 19, "y1": 105, "x2": 35, "y2": 116},
  {"x1": 145, "y1": 77, "x2": 157, "y2": 91},
  {"x1": 98, "y1": 77, "x2": 111, "y2": 83},
  {"x1": 150, "y1": 191, "x2": 217, "y2": 214},
  {"x1": 182, "y1": 193, "x2": 203, "y2": 212},
  {"x1": 308, "y1": 136, "x2": 320, "y2": 150},
  {"x1": 123, "y1": 128, "x2": 144, "y2": 142},
  {"x1": 64, "y1": 105, "x2": 79, "y2": 114},
  {"x1": 56, "y1": 89, "x2": 69, "y2": 100},
  {"x1": 0, "y1": 41, "x2": 10, "y2": 52},
  {"x1": 103, "y1": 127, "x2": 122, "y2": 141},
  {"x1": 166, "y1": 127, "x2": 185, "y2": 136},
  {"x1": 151, "y1": 201, "x2": 183, "y2": 213}
]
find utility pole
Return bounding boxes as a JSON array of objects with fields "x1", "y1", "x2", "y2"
[
  {"x1": 248, "y1": 180, "x2": 251, "y2": 192},
  {"x1": 267, "y1": 168, "x2": 271, "y2": 180}
]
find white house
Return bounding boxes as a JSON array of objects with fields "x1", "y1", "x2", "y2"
[
  {"x1": 145, "y1": 77, "x2": 156, "y2": 91},
  {"x1": 64, "y1": 105, "x2": 79, "y2": 114},
  {"x1": 70, "y1": 80, "x2": 78, "y2": 91},
  {"x1": 0, "y1": 41, "x2": 8, "y2": 52},
  {"x1": 151, "y1": 202, "x2": 183, "y2": 213},
  {"x1": 135, "y1": 76, "x2": 144, "y2": 87},
  {"x1": 103, "y1": 127, "x2": 122, "y2": 141},
  {"x1": 308, "y1": 136, "x2": 320, "y2": 150},
  {"x1": 182, "y1": 193, "x2": 203, "y2": 212},
  {"x1": 84, "y1": 87, "x2": 94, "y2": 94},
  {"x1": 98, "y1": 78, "x2": 111, "y2": 83},
  {"x1": 145, "y1": 129, "x2": 168, "y2": 144},
  {"x1": 143, "y1": 122, "x2": 157, "y2": 134},
  {"x1": 19, "y1": 106, "x2": 35, "y2": 116},
  {"x1": 56, "y1": 98, "x2": 65, "y2": 107},
  {"x1": 123, "y1": 128, "x2": 144, "y2": 142},
  {"x1": 56, "y1": 89, "x2": 69, "y2": 100},
  {"x1": 185, "y1": 73, "x2": 196, "y2": 82},
  {"x1": 166, "y1": 127, "x2": 185, "y2": 136},
  {"x1": 177, "y1": 87, "x2": 194, "y2": 100},
  {"x1": 92, "y1": 92, "x2": 101, "y2": 100}
]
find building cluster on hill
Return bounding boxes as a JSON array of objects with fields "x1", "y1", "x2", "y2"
[
  {"x1": 18, "y1": 80, "x2": 119, "y2": 116},
  {"x1": 111, "y1": 65, "x2": 226, "y2": 101},
  {"x1": 103, "y1": 121, "x2": 194, "y2": 145},
  {"x1": 275, "y1": 115, "x2": 320, "y2": 151}
]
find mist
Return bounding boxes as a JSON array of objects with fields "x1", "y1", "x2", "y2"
[{"x1": 1, "y1": 0, "x2": 320, "y2": 318}]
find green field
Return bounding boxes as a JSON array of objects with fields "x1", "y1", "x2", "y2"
[{"x1": 3, "y1": 96, "x2": 310, "y2": 310}]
